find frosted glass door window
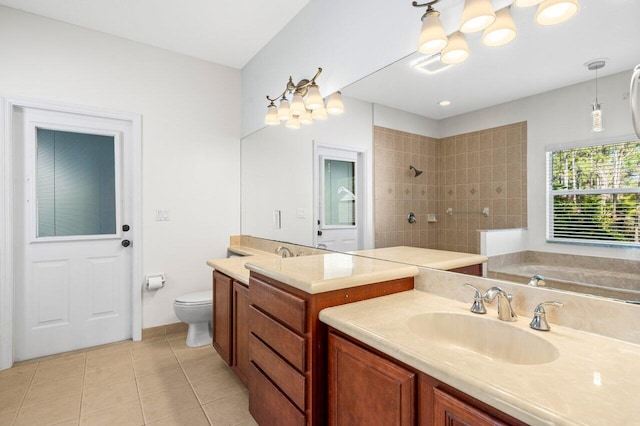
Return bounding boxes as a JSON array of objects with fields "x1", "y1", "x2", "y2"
[
  {"x1": 324, "y1": 159, "x2": 356, "y2": 226},
  {"x1": 36, "y1": 129, "x2": 117, "y2": 237}
]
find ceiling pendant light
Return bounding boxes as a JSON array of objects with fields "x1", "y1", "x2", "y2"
[
  {"x1": 413, "y1": 1, "x2": 448, "y2": 54},
  {"x1": 482, "y1": 7, "x2": 518, "y2": 47},
  {"x1": 299, "y1": 110, "x2": 314, "y2": 125},
  {"x1": 326, "y1": 92, "x2": 345, "y2": 115},
  {"x1": 587, "y1": 60, "x2": 605, "y2": 132},
  {"x1": 513, "y1": 0, "x2": 544, "y2": 6},
  {"x1": 440, "y1": 32, "x2": 470, "y2": 65},
  {"x1": 536, "y1": 0, "x2": 579, "y2": 26},
  {"x1": 312, "y1": 106, "x2": 328, "y2": 120},
  {"x1": 264, "y1": 101, "x2": 279, "y2": 126},
  {"x1": 460, "y1": 0, "x2": 496, "y2": 33}
]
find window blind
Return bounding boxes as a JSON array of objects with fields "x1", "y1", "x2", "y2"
[{"x1": 547, "y1": 141, "x2": 640, "y2": 246}]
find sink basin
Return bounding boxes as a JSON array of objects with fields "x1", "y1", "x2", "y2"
[{"x1": 407, "y1": 312, "x2": 559, "y2": 365}]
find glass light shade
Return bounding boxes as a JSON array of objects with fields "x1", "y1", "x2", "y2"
[
  {"x1": 514, "y1": 0, "x2": 544, "y2": 6},
  {"x1": 305, "y1": 84, "x2": 324, "y2": 110},
  {"x1": 289, "y1": 93, "x2": 306, "y2": 116},
  {"x1": 264, "y1": 105, "x2": 279, "y2": 126},
  {"x1": 300, "y1": 110, "x2": 314, "y2": 125},
  {"x1": 326, "y1": 92, "x2": 345, "y2": 115},
  {"x1": 418, "y1": 11, "x2": 448, "y2": 54},
  {"x1": 535, "y1": 0, "x2": 579, "y2": 26},
  {"x1": 440, "y1": 32, "x2": 470, "y2": 65},
  {"x1": 312, "y1": 106, "x2": 328, "y2": 120},
  {"x1": 277, "y1": 98, "x2": 290, "y2": 121},
  {"x1": 285, "y1": 115, "x2": 301, "y2": 129},
  {"x1": 592, "y1": 104, "x2": 603, "y2": 132},
  {"x1": 460, "y1": 0, "x2": 496, "y2": 33},
  {"x1": 482, "y1": 7, "x2": 518, "y2": 47}
]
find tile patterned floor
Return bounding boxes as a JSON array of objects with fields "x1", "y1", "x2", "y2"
[{"x1": 0, "y1": 333, "x2": 257, "y2": 426}]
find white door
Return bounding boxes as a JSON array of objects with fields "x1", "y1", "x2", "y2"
[
  {"x1": 14, "y1": 107, "x2": 133, "y2": 361},
  {"x1": 315, "y1": 147, "x2": 361, "y2": 252}
]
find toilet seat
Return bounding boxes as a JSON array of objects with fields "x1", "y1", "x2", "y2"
[{"x1": 174, "y1": 291, "x2": 212, "y2": 306}]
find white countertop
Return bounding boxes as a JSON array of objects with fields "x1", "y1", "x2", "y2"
[
  {"x1": 350, "y1": 246, "x2": 487, "y2": 270},
  {"x1": 245, "y1": 253, "x2": 420, "y2": 294},
  {"x1": 319, "y1": 290, "x2": 640, "y2": 426}
]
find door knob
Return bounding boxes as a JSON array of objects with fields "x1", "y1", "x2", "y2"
[
  {"x1": 121, "y1": 240, "x2": 131, "y2": 247},
  {"x1": 122, "y1": 224, "x2": 130, "y2": 232}
]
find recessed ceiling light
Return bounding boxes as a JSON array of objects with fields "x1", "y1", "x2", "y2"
[
  {"x1": 411, "y1": 54, "x2": 454, "y2": 75},
  {"x1": 439, "y1": 100, "x2": 452, "y2": 106}
]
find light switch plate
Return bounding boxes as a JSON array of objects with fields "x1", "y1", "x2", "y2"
[
  {"x1": 155, "y1": 209, "x2": 170, "y2": 221},
  {"x1": 273, "y1": 210, "x2": 281, "y2": 229}
]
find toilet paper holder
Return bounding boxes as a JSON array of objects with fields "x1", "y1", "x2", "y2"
[{"x1": 145, "y1": 273, "x2": 166, "y2": 290}]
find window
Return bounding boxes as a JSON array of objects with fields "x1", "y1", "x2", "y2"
[{"x1": 546, "y1": 140, "x2": 640, "y2": 246}]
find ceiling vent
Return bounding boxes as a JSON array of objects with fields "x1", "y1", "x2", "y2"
[{"x1": 411, "y1": 54, "x2": 454, "y2": 75}]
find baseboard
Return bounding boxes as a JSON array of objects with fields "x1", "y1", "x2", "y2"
[{"x1": 142, "y1": 322, "x2": 188, "y2": 340}]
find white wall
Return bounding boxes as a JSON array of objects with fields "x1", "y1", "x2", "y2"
[
  {"x1": 373, "y1": 104, "x2": 440, "y2": 138},
  {"x1": 242, "y1": 96, "x2": 373, "y2": 248},
  {"x1": 441, "y1": 70, "x2": 639, "y2": 261},
  {"x1": 0, "y1": 6, "x2": 241, "y2": 328}
]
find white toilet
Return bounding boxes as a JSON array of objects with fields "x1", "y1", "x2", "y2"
[{"x1": 173, "y1": 291, "x2": 213, "y2": 347}]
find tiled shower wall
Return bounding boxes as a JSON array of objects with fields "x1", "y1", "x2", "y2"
[{"x1": 373, "y1": 122, "x2": 527, "y2": 254}]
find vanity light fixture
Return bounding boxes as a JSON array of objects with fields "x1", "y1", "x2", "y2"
[
  {"x1": 535, "y1": 0, "x2": 580, "y2": 26},
  {"x1": 460, "y1": 0, "x2": 496, "y2": 33},
  {"x1": 482, "y1": 7, "x2": 518, "y2": 47},
  {"x1": 587, "y1": 59, "x2": 605, "y2": 132},
  {"x1": 411, "y1": 0, "x2": 579, "y2": 67},
  {"x1": 264, "y1": 68, "x2": 344, "y2": 129}
]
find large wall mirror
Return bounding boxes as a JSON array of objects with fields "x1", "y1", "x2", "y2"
[{"x1": 241, "y1": 2, "x2": 640, "y2": 302}]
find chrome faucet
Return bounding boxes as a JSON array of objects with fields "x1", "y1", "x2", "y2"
[
  {"x1": 529, "y1": 301, "x2": 563, "y2": 331},
  {"x1": 275, "y1": 246, "x2": 293, "y2": 258},
  {"x1": 463, "y1": 283, "x2": 487, "y2": 314},
  {"x1": 528, "y1": 274, "x2": 546, "y2": 287},
  {"x1": 483, "y1": 286, "x2": 517, "y2": 322}
]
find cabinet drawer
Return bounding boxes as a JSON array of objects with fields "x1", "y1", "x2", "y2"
[
  {"x1": 249, "y1": 362, "x2": 306, "y2": 426},
  {"x1": 250, "y1": 275, "x2": 306, "y2": 333},
  {"x1": 249, "y1": 307, "x2": 306, "y2": 372},
  {"x1": 250, "y1": 333, "x2": 306, "y2": 411}
]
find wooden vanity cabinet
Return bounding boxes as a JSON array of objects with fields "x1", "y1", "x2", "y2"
[
  {"x1": 328, "y1": 329, "x2": 527, "y2": 426},
  {"x1": 212, "y1": 271, "x2": 233, "y2": 364},
  {"x1": 248, "y1": 272, "x2": 414, "y2": 426},
  {"x1": 212, "y1": 271, "x2": 250, "y2": 386},
  {"x1": 449, "y1": 263, "x2": 482, "y2": 277},
  {"x1": 232, "y1": 281, "x2": 250, "y2": 386}
]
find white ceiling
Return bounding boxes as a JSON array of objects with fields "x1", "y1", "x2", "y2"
[
  {"x1": 343, "y1": 1, "x2": 640, "y2": 120},
  {"x1": 0, "y1": 0, "x2": 310, "y2": 69}
]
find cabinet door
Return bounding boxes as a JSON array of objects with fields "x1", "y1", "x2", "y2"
[
  {"x1": 212, "y1": 271, "x2": 232, "y2": 364},
  {"x1": 328, "y1": 332, "x2": 416, "y2": 426},
  {"x1": 433, "y1": 388, "x2": 510, "y2": 426},
  {"x1": 232, "y1": 281, "x2": 250, "y2": 386}
]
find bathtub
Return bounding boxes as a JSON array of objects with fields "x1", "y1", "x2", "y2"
[{"x1": 488, "y1": 251, "x2": 640, "y2": 303}]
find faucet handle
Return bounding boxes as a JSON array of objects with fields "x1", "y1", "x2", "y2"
[
  {"x1": 463, "y1": 283, "x2": 487, "y2": 314},
  {"x1": 529, "y1": 301, "x2": 564, "y2": 331}
]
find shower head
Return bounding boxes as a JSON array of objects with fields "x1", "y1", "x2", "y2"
[{"x1": 409, "y1": 165, "x2": 423, "y2": 177}]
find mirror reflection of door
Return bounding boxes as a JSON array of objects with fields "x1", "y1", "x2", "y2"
[
  {"x1": 14, "y1": 108, "x2": 133, "y2": 361},
  {"x1": 316, "y1": 147, "x2": 361, "y2": 251}
]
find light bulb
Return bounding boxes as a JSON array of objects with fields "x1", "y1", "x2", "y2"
[
  {"x1": 277, "y1": 98, "x2": 290, "y2": 121},
  {"x1": 312, "y1": 106, "x2": 328, "y2": 120},
  {"x1": 264, "y1": 103, "x2": 279, "y2": 126},
  {"x1": 300, "y1": 110, "x2": 313, "y2": 125},
  {"x1": 440, "y1": 32, "x2": 470, "y2": 65},
  {"x1": 460, "y1": 0, "x2": 496, "y2": 33},
  {"x1": 285, "y1": 115, "x2": 301, "y2": 129},
  {"x1": 482, "y1": 7, "x2": 518, "y2": 47},
  {"x1": 289, "y1": 93, "x2": 306, "y2": 116},
  {"x1": 536, "y1": 0, "x2": 579, "y2": 26},
  {"x1": 326, "y1": 92, "x2": 345, "y2": 115},
  {"x1": 305, "y1": 84, "x2": 324, "y2": 110},
  {"x1": 418, "y1": 10, "x2": 448, "y2": 54}
]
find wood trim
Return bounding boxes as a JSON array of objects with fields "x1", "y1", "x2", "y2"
[{"x1": 448, "y1": 263, "x2": 482, "y2": 276}]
